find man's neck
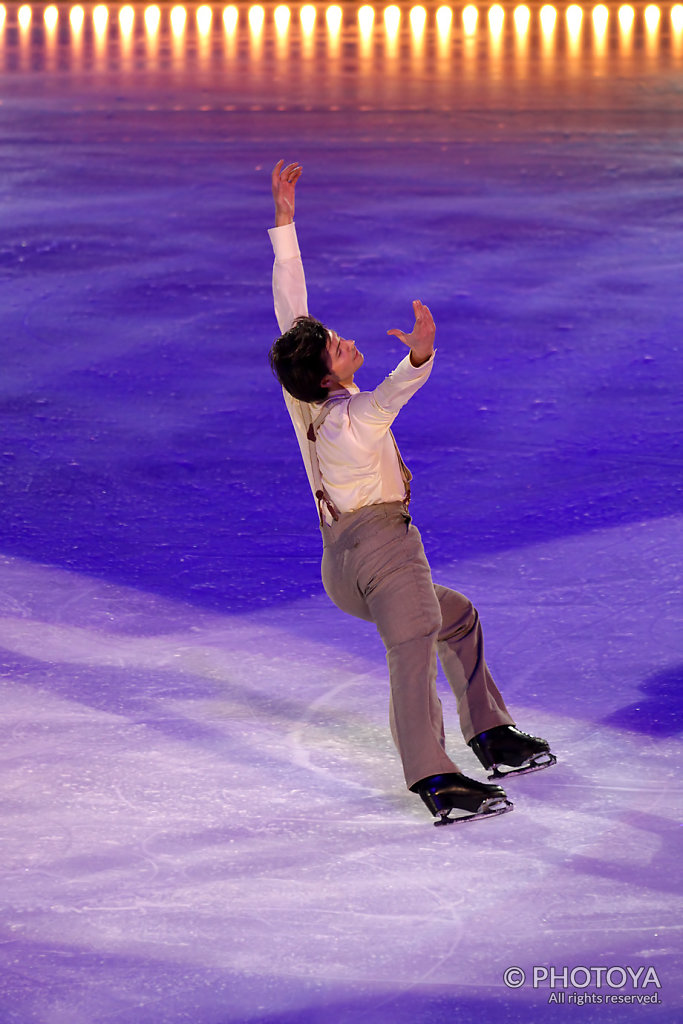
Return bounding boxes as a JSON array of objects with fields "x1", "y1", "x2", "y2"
[{"x1": 327, "y1": 377, "x2": 354, "y2": 395}]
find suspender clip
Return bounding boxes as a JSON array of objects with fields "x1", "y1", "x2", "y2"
[{"x1": 316, "y1": 489, "x2": 340, "y2": 523}]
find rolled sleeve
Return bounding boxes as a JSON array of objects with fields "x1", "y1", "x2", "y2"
[
  {"x1": 268, "y1": 222, "x2": 302, "y2": 263},
  {"x1": 346, "y1": 351, "x2": 435, "y2": 441},
  {"x1": 269, "y1": 222, "x2": 308, "y2": 333}
]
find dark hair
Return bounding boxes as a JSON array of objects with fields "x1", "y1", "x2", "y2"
[{"x1": 269, "y1": 315, "x2": 331, "y2": 403}]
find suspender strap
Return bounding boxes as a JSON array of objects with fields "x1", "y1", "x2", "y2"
[
  {"x1": 304, "y1": 397, "x2": 344, "y2": 525},
  {"x1": 304, "y1": 394, "x2": 413, "y2": 526},
  {"x1": 390, "y1": 432, "x2": 412, "y2": 508}
]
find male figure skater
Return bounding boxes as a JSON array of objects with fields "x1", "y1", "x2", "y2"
[{"x1": 268, "y1": 160, "x2": 556, "y2": 826}]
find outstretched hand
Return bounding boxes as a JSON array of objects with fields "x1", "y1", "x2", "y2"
[
  {"x1": 272, "y1": 159, "x2": 302, "y2": 226},
  {"x1": 387, "y1": 300, "x2": 436, "y2": 367}
]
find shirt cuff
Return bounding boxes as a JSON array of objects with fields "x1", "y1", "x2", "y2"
[
  {"x1": 268, "y1": 222, "x2": 301, "y2": 262},
  {"x1": 393, "y1": 350, "x2": 436, "y2": 381}
]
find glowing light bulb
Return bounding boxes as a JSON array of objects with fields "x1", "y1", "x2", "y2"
[
  {"x1": 565, "y1": 4, "x2": 582, "y2": 39},
  {"x1": 673, "y1": 4, "x2": 683, "y2": 31},
  {"x1": 70, "y1": 5, "x2": 84, "y2": 31},
  {"x1": 0, "y1": 4, "x2": 5, "y2": 30},
  {"x1": 223, "y1": 6, "x2": 238, "y2": 32},
  {"x1": 592, "y1": 4, "x2": 608, "y2": 34},
  {"x1": 618, "y1": 5, "x2": 634, "y2": 31},
  {"x1": 301, "y1": 4, "x2": 316, "y2": 33},
  {"x1": 384, "y1": 5, "x2": 400, "y2": 34},
  {"x1": 119, "y1": 5, "x2": 135, "y2": 34},
  {"x1": 644, "y1": 4, "x2": 660, "y2": 31},
  {"x1": 249, "y1": 5, "x2": 265, "y2": 33},
  {"x1": 326, "y1": 4, "x2": 342, "y2": 33},
  {"x1": 540, "y1": 5, "x2": 556, "y2": 33},
  {"x1": 145, "y1": 5, "x2": 161, "y2": 33},
  {"x1": 436, "y1": 6, "x2": 452, "y2": 34},
  {"x1": 18, "y1": 5, "x2": 32, "y2": 30},
  {"x1": 358, "y1": 5, "x2": 375, "y2": 35},
  {"x1": 274, "y1": 5, "x2": 290, "y2": 33},
  {"x1": 44, "y1": 5, "x2": 58, "y2": 31},
  {"x1": 410, "y1": 6, "x2": 426, "y2": 35},
  {"x1": 93, "y1": 4, "x2": 108, "y2": 33},
  {"x1": 514, "y1": 5, "x2": 530, "y2": 33},
  {"x1": 463, "y1": 4, "x2": 478, "y2": 34},
  {"x1": 488, "y1": 4, "x2": 504, "y2": 33},
  {"x1": 197, "y1": 4, "x2": 212, "y2": 33},
  {"x1": 170, "y1": 5, "x2": 186, "y2": 34}
]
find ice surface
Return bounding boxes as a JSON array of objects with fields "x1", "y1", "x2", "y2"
[
  {"x1": 0, "y1": 516, "x2": 680, "y2": 1024},
  {"x1": 0, "y1": 9, "x2": 681, "y2": 1024}
]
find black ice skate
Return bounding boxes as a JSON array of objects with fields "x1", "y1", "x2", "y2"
[
  {"x1": 469, "y1": 725, "x2": 557, "y2": 780},
  {"x1": 410, "y1": 772, "x2": 513, "y2": 827}
]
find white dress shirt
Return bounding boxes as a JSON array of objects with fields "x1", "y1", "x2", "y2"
[{"x1": 269, "y1": 221, "x2": 434, "y2": 522}]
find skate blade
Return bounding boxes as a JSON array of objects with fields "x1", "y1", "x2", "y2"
[
  {"x1": 488, "y1": 752, "x2": 557, "y2": 780},
  {"x1": 434, "y1": 797, "x2": 514, "y2": 827}
]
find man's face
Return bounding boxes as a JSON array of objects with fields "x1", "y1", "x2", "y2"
[{"x1": 323, "y1": 329, "x2": 364, "y2": 390}]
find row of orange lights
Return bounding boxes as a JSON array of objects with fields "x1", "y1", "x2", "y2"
[{"x1": 2, "y1": 4, "x2": 683, "y2": 36}]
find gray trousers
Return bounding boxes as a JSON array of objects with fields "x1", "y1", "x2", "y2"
[{"x1": 320, "y1": 502, "x2": 514, "y2": 790}]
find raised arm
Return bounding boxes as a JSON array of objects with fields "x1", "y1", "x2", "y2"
[
  {"x1": 344, "y1": 302, "x2": 436, "y2": 440},
  {"x1": 269, "y1": 159, "x2": 308, "y2": 333}
]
